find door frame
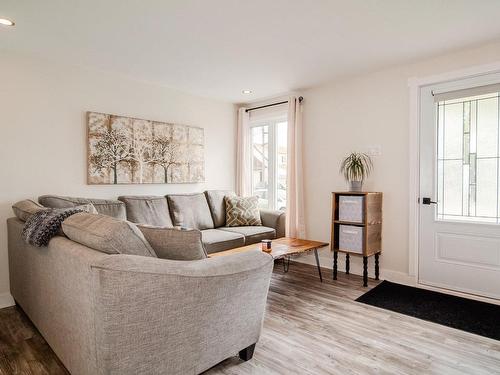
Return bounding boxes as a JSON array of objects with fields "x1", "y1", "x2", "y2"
[{"x1": 408, "y1": 61, "x2": 500, "y2": 287}]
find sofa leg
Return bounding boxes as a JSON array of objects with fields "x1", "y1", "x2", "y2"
[{"x1": 239, "y1": 343, "x2": 256, "y2": 361}]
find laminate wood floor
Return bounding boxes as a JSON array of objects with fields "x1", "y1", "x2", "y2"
[{"x1": 1, "y1": 262, "x2": 500, "y2": 375}]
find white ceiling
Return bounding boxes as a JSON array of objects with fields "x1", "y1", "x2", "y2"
[{"x1": 2, "y1": 0, "x2": 500, "y2": 102}]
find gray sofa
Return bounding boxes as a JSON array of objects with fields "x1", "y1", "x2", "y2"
[
  {"x1": 7, "y1": 191, "x2": 285, "y2": 374},
  {"x1": 38, "y1": 190, "x2": 286, "y2": 254}
]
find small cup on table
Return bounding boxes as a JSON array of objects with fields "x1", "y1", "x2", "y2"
[{"x1": 261, "y1": 240, "x2": 272, "y2": 253}]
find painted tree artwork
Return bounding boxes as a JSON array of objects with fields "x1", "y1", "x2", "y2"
[{"x1": 87, "y1": 112, "x2": 204, "y2": 184}]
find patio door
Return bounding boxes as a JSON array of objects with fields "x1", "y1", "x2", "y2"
[{"x1": 419, "y1": 72, "x2": 500, "y2": 299}]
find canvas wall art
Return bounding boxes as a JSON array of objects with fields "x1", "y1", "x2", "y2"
[{"x1": 87, "y1": 112, "x2": 204, "y2": 184}]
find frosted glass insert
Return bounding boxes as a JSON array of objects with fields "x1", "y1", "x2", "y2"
[
  {"x1": 476, "y1": 159, "x2": 497, "y2": 218},
  {"x1": 438, "y1": 106, "x2": 444, "y2": 159},
  {"x1": 436, "y1": 92, "x2": 500, "y2": 223},
  {"x1": 442, "y1": 160, "x2": 462, "y2": 215},
  {"x1": 443, "y1": 103, "x2": 464, "y2": 159},
  {"x1": 476, "y1": 97, "x2": 498, "y2": 158}
]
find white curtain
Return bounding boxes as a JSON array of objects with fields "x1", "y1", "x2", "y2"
[
  {"x1": 286, "y1": 96, "x2": 305, "y2": 238},
  {"x1": 236, "y1": 107, "x2": 251, "y2": 196}
]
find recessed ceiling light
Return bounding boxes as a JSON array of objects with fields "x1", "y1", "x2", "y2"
[
  {"x1": 242, "y1": 90, "x2": 252, "y2": 94},
  {"x1": 0, "y1": 18, "x2": 15, "y2": 26}
]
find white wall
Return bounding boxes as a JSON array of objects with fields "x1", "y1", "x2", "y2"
[
  {"x1": 0, "y1": 53, "x2": 236, "y2": 306},
  {"x1": 297, "y1": 40, "x2": 500, "y2": 282}
]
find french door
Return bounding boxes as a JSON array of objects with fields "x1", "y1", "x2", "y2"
[{"x1": 419, "y1": 72, "x2": 500, "y2": 299}]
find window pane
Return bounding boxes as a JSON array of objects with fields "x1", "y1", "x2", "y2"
[
  {"x1": 251, "y1": 125, "x2": 269, "y2": 208},
  {"x1": 276, "y1": 121, "x2": 287, "y2": 211}
]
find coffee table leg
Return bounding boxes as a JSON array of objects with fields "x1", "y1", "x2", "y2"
[
  {"x1": 283, "y1": 256, "x2": 290, "y2": 273},
  {"x1": 333, "y1": 251, "x2": 338, "y2": 280},
  {"x1": 345, "y1": 253, "x2": 350, "y2": 274},
  {"x1": 375, "y1": 253, "x2": 380, "y2": 280},
  {"x1": 313, "y1": 249, "x2": 323, "y2": 283}
]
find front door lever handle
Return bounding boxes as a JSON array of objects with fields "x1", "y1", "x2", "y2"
[{"x1": 422, "y1": 197, "x2": 437, "y2": 205}]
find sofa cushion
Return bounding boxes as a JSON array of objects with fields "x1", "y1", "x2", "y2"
[
  {"x1": 12, "y1": 199, "x2": 47, "y2": 221},
  {"x1": 201, "y1": 229, "x2": 245, "y2": 254},
  {"x1": 219, "y1": 226, "x2": 276, "y2": 245},
  {"x1": 39, "y1": 195, "x2": 126, "y2": 219},
  {"x1": 204, "y1": 190, "x2": 236, "y2": 228},
  {"x1": 225, "y1": 196, "x2": 262, "y2": 227},
  {"x1": 166, "y1": 193, "x2": 214, "y2": 230},
  {"x1": 62, "y1": 212, "x2": 156, "y2": 257},
  {"x1": 138, "y1": 225, "x2": 206, "y2": 260},
  {"x1": 118, "y1": 196, "x2": 173, "y2": 227}
]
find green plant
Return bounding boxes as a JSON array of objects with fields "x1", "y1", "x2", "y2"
[{"x1": 340, "y1": 152, "x2": 373, "y2": 182}]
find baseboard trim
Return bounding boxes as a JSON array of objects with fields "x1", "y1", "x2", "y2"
[{"x1": 0, "y1": 292, "x2": 15, "y2": 309}]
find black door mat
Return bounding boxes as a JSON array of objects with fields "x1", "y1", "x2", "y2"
[{"x1": 356, "y1": 280, "x2": 500, "y2": 341}]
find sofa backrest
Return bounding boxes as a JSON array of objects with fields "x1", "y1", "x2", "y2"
[
  {"x1": 118, "y1": 196, "x2": 173, "y2": 227},
  {"x1": 39, "y1": 195, "x2": 126, "y2": 220},
  {"x1": 38, "y1": 191, "x2": 237, "y2": 229},
  {"x1": 204, "y1": 190, "x2": 236, "y2": 227},
  {"x1": 166, "y1": 193, "x2": 215, "y2": 230}
]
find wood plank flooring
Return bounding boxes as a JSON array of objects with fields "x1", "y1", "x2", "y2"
[{"x1": 1, "y1": 262, "x2": 500, "y2": 374}]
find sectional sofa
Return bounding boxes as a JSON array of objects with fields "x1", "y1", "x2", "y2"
[
  {"x1": 7, "y1": 191, "x2": 286, "y2": 374},
  {"x1": 39, "y1": 191, "x2": 286, "y2": 253}
]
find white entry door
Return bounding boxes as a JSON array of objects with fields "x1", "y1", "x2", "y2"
[{"x1": 419, "y1": 72, "x2": 500, "y2": 300}]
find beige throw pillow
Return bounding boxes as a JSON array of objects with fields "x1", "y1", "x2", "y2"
[
  {"x1": 62, "y1": 213, "x2": 157, "y2": 257},
  {"x1": 12, "y1": 200, "x2": 47, "y2": 222},
  {"x1": 12, "y1": 200, "x2": 97, "y2": 222},
  {"x1": 138, "y1": 225, "x2": 207, "y2": 261},
  {"x1": 225, "y1": 196, "x2": 262, "y2": 227}
]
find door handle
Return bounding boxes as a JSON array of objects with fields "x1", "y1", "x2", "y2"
[{"x1": 421, "y1": 197, "x2": 437, "y2": 205}]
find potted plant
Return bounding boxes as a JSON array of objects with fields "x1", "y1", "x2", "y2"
[{"x1": 340, "y1": 152, "x2": 373, "y2": 192}]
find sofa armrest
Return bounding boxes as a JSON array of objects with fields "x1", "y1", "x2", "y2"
[
  {"x1": 260, "y1": 209, "x2": 286, "y2": 238},
  {"x1": 90, "y1": 251, "x2": 273, "y2": 374}
]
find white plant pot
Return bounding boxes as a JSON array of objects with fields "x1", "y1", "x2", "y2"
[{"x1": 349, "y1": 181, "x2": 363, "y2": 192}]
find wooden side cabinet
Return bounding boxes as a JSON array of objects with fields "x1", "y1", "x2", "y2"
[{"x1": 330, "y1": 192, "x2": 382, "y2": 287}]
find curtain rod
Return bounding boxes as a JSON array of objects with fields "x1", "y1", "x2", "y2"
[{"x1": 245, "y1": 96, "x2": 303, "y2": 113}]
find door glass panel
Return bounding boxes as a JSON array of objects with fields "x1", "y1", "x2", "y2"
[
  {"x1": 443, "y1": 103, "x2": 464, "y2": 159},
  {"x1": 437, "y1": 92, "x2": 500, "y2": 223},
  {"x1": 476, "y1": 158, "x2": 497, "y2": 218},
  {"x1": 442, "y1": 160, "x2": 462, "y2": 215}
]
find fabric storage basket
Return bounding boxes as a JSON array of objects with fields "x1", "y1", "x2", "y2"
[
  {"x1": 339, "y1": 225, "x2": 364, "y2": 254},
  {"x1": 339, "y1": 195, "x2": 364, "y2": 223}
]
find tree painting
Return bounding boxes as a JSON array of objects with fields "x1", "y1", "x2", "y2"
[
  {"x1": 151, "y1": 136, "x2": 180, "y2": 183},
  {"x1": 87, "y1": 112, "x2": 204, "y2": 184},
  {"x1": 89, "y1": 128, "x2": 130, "y2": 184}
]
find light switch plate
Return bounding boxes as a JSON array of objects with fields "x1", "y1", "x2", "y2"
[{"x1": 366, "y1": 145, "x2": 382, "y2": 156}]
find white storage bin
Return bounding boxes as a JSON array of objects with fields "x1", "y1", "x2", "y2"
[
  {"x1": 339, "y1": 225, "x2": 364, "y2": 254},
  {"x1": 339, "y1": 195, "x2": 364, "y2": 223}
]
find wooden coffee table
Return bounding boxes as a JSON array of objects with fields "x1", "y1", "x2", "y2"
[{"x1": 210, "y1": 237, "x2": 329, "y2": 282}]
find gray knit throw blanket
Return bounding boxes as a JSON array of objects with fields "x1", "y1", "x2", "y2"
[{"x1": 22, "y1": 207, "x2": 84, "y2": 247}]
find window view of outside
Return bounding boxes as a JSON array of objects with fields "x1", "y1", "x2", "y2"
[
  {"x1": 276, "y1": 121, "x2": 287, "y2": 210},
  {"x1": 437, "y1": 91, "x2": 500, "y2": 223},
  {"x1": 251, "y1": 125, "x2": 269, "y2": 208},
  {"x1": 251, "y1": 119, "x2": 287, "y2": 211}
]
